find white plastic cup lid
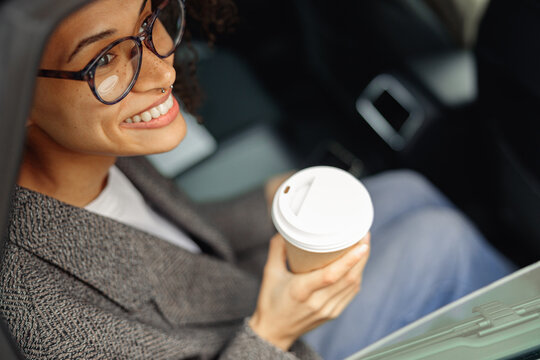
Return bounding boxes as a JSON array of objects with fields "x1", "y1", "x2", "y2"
[{"x1": 271, "y1": 166, "x2": 374, "y2": 253}]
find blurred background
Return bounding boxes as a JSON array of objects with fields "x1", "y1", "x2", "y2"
[{"x1": 147, "y1": 0, "x2": 539, "y2": 268}]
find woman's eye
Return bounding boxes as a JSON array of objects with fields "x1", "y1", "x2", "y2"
[{"x1": 96, "y1": 53, "x2": 115, "y2": 68}]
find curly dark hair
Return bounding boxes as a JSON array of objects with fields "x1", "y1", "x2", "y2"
[{"x1": 173, "y1": 0, "x2": 238, "y2": 116}]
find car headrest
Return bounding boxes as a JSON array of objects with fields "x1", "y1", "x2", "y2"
[{"x1": 0, "y1": 0, "x2": 92, "y2": 263}]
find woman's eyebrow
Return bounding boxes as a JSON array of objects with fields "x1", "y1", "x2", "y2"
[{"x1": 67, "y1": 29, "x2": 117, "y2": 63}]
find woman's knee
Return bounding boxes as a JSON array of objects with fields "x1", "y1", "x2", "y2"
[
  {"x1": 366, "y1": 170, "x2": 451, "y2": 206},
  {"x1": 391, "y1": 170, "x2": 448, "y2": 202},
  {"x1": 364, "y1": 169, "x2": 453, "y2": 232}
]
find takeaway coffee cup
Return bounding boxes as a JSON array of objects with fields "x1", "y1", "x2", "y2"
[{"x1": 271, "y1": 166, "x2": 373, "y2": 273}]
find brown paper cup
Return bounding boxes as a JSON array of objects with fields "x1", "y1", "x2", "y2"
[
  {"x1": 285, "y1": 241, "x2": 354, "y2": 273},
  {"x1": 272, "y1": 166, "x2": 373, "y2": 274}
]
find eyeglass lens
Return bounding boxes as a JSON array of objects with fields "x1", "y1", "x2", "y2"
[
  {"x1": 95, "y1": 0, "x2": 183, "y2": 103},
  {"x1": 152, "y1": 0, "x2": 183, "y2": 56},
  {"x1": 95, "y1": 39, "x2": 141, "y2": 102}
]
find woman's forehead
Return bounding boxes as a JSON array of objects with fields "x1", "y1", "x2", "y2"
[
  {"x1": 45, "y1": 0, "x2": 146, "y2": 64},
  {"x1": 64, "y1": 0, "x2": 145, "y2": 29}
]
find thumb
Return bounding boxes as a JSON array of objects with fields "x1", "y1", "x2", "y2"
[{"x1": 266, "y1": 234, "x2": 288, "y2": 272}]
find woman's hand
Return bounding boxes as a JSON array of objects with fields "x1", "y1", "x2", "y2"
[{"x1": 249, "y1": 233, "x2": 371, "y2": 351}]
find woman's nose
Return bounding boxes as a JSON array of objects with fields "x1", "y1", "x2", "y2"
[{"x1": 133, "y1": 46, "x2": 176, "y2": 92}]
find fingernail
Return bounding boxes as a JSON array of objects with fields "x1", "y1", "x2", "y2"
[{"x1": 353, "y1": 244, "x2": 368, "y2": 257}]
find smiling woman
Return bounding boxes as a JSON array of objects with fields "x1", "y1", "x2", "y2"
[
  {"x1": 16, "y1": 1, "x2": 183, "y2": 208},
  {"x1": 17, "y1": 0, "x2": 228, "y2": 207},
  {"x1": 0, "y1": 0, "x2": 516, "y2": 359}
]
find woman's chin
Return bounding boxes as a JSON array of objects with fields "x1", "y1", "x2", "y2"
[{"x1": 146, "y1": 137, "x2": 183, "y2": 155}]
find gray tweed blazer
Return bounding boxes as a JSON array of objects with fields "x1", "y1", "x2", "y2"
[{"x1": 0, "y1": 157, "x2": 321, "y2": 360}]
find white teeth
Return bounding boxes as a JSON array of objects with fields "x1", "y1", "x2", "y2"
[
  {"x1": 141, "y1": 111, "x2": 152, "y2": 122},
  {"x1": 150, "y1": 108, "x2": 161, "y2": 119},
  {"x1": 157, "y1": 103, "x2": 168, "y2": 115},
  {"x1": 124, "y1": 94, "x2": 174, "y2": 123}
]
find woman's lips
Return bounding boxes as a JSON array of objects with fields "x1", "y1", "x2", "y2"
[
  {"x1": 124, "y1": 92, "x2": 174, "y2": 123},
  {"x1": 120, "y1": 95, "x2": 180, "y2": 129}
]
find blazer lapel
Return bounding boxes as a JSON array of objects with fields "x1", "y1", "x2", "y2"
[
  {"x1": 141, "y1": 235, "x2": 259, "y2": 326},
  {"x1": 9, "y1": 186, "x2": 259, "y2": 325},
  {"x1": 116, "y1": 157, "x2": 235, "y2": 262}
]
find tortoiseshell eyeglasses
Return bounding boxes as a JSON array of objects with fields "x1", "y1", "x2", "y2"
[{"x1": 38, "y1": 0, "x2": 185, "y2": 105}]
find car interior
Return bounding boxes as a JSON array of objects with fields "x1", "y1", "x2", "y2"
[
  {"x1": 1, "y1": 0, "x2": 539, "y2": 358},
  {"x1": 167, "y1": 0, "x2": 539, "y2": 267}
]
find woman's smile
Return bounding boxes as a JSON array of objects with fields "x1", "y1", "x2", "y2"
[{"x1": 120, "y1": 92, "x2": 179, "y2": 129}]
